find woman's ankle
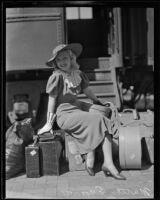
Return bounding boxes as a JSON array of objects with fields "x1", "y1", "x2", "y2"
[
  {"x1": 102, "y1": 162, "x2": 119, "y2": 174},
  {"x1": 86, "y1": 151, "x2": 95, "y2": 168},
  {"x1": 86, "y1": 158, "x2": 94, "y2": 168}
]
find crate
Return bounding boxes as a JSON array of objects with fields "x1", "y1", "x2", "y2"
[
  {"x1": 25, "y1": 145, "x2": 40, "y2": 178},
  {"x1": 39, "y1": 137, "x2": 62, "y2": 175}
]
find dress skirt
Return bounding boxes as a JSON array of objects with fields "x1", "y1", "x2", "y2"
[{"x1": 56, "y1": 101, "x2": 112, "y2": 154}]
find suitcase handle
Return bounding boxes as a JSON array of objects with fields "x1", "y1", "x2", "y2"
[
  {"x1": 31, "y1": 135, "x2": 39, "y2": 146},
  {"x1": 27, "y1": 135, "x2": 39, "y2": 147},
  {"x1": 122, "y1": 109, "x2": 140, "y2": 120}
]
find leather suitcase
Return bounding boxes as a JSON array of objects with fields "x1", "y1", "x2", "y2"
[
  {"x1": 39, "y1": 136, "x2": 63, "y2": 175},
  {"x1": 119, "y1": 109, "x2": 153, "y2": 137},
  {"x1": 25, "y1": 144, "x2": 40, "y2": 178},
  {"x1": 119, "y1": 108, "x2": 140, "y2": 124},
  {"x1": 65, "y1": 133, "x2": 85, "y2": 171}
]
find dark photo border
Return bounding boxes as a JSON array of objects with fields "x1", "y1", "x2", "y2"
[{"x1": 1, "y1": 1, "x2": 160, "y2": 199}]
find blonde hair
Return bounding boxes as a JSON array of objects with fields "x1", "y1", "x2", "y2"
[{"x1": 53, "y1": 49, "x2": 80, "y2": 70}]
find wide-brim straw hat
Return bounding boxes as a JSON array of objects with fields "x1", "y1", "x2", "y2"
[{"x1": 46, "y1": 43, "x2": 83, "y2": 67}]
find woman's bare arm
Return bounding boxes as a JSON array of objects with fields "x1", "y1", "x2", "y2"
[
  {"x1": 47, "y1": 95, "x2": 57, "y2": 113},
  {"x1": 83, "y1": 87, "x2": 100, "y2": 103},
  {"x1": 37, "y1": 95, "x2": 57, "y2": 135}
]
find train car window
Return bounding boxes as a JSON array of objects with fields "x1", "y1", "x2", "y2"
[
  {"x1": 6, "y1": 7, "x2": 65, "y2": 71},
  {"x1": 80, "y1": 7, "x2": 93, "y2": 19},
  {"x1": 66, "y1": 7, "x2": 93, "y2": 20},
  {"x1": 66, "y1": 7, "x2": 79, "y2": 19}
]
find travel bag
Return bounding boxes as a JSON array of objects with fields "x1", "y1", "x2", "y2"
[{"x1": 6, "y1": 118, "x2": 35, "y2": 179}]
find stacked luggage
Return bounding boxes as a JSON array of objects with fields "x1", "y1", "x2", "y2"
[
  {"x1": 24, "y1": 104, "x2": 154, "y2": 176},
  {"x1": 25, "y1": 130, "x2": 64, "y2": 178}
]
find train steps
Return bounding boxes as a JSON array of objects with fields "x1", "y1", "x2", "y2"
[
  {"x1": 81, "y1": 57, "x2": 121, "y2": 109},
  {"x1": 84, "y1": 69, "x2": 112, "y2": 81}
]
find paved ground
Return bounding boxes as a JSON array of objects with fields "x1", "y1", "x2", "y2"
[
  {"x1": 5, "y1": 112, "x2": 154, "y2": 199},
  {"x1": 5, "y1": 161, "x2": 154, "y2": 199}
]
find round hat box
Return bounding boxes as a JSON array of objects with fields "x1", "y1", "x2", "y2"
[{"x1": 119, "y1": 126, "x2": 142, "y2": 169}]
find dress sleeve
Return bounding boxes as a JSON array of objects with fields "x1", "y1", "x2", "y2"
[
  {"x1": 46, "y1": 72, "x2": 62, "y2": 96},
  {"x1": 80, "y1": 71, "x2": 90, "y2": 90}
]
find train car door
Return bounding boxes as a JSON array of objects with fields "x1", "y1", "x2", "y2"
[{"x1": 6, "y1": 7, "x2": 65, "y2": 127}]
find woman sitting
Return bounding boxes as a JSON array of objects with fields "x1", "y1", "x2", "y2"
[{"x1": 38, "y1": 43, "x2": 126, "y2": 180}]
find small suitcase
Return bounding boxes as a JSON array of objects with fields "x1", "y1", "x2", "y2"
[
  {"x1": 25, "y1": 144, "x2": 40, "y2": 178},
  {"x1": 119, "y1": 108, "x2": 140, "y2": 124},
  {"x1": 39, "y1": 135, "x2": 63, "y2": 175},
  {"x1": 119, "y1": 109, "x2": 153, "y2": 137}
]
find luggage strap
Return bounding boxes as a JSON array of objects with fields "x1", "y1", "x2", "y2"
[
  {"x1": 120, "y1": 120, "x2": 153, "y2": 127},
  {"x1": 121, "y1": 108, "x2": 153, "y2": 127},
  {"x1": 32, "y1": 130, "x2": 63, "y2": 144}
]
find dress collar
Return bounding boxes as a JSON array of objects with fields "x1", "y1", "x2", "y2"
[{"x1": 56, "y1": 69, "x2": 82, "y2": 88}]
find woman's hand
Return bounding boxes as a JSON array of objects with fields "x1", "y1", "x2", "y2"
[
  {"x1": 93, "y1": 99, "x2": 104, "y2": 106},
  {"x1": 37, "y1": 123, "x2": 52, "y2": 135}
]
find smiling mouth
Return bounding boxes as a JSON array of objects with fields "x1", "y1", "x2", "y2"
[{"x1": 61, "y1": 65, "x2": 67, "y2": 68}]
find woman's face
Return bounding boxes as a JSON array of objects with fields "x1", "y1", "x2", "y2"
[{"x1": 55, "y1": 50, "x2": 72, "y2": 73}]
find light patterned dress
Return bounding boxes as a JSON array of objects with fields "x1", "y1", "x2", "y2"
[{"x1": 46, "y1": 69, "x2": 115, "y2": 154}]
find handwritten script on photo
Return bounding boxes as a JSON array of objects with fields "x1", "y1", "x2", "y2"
[{"x1": 60, "y1": 180, "x2": 153, "y2": 198}]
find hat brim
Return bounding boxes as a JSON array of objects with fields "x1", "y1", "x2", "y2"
[{"x1": 46, "y1": 43, "x2": 83, "y2": 67}]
